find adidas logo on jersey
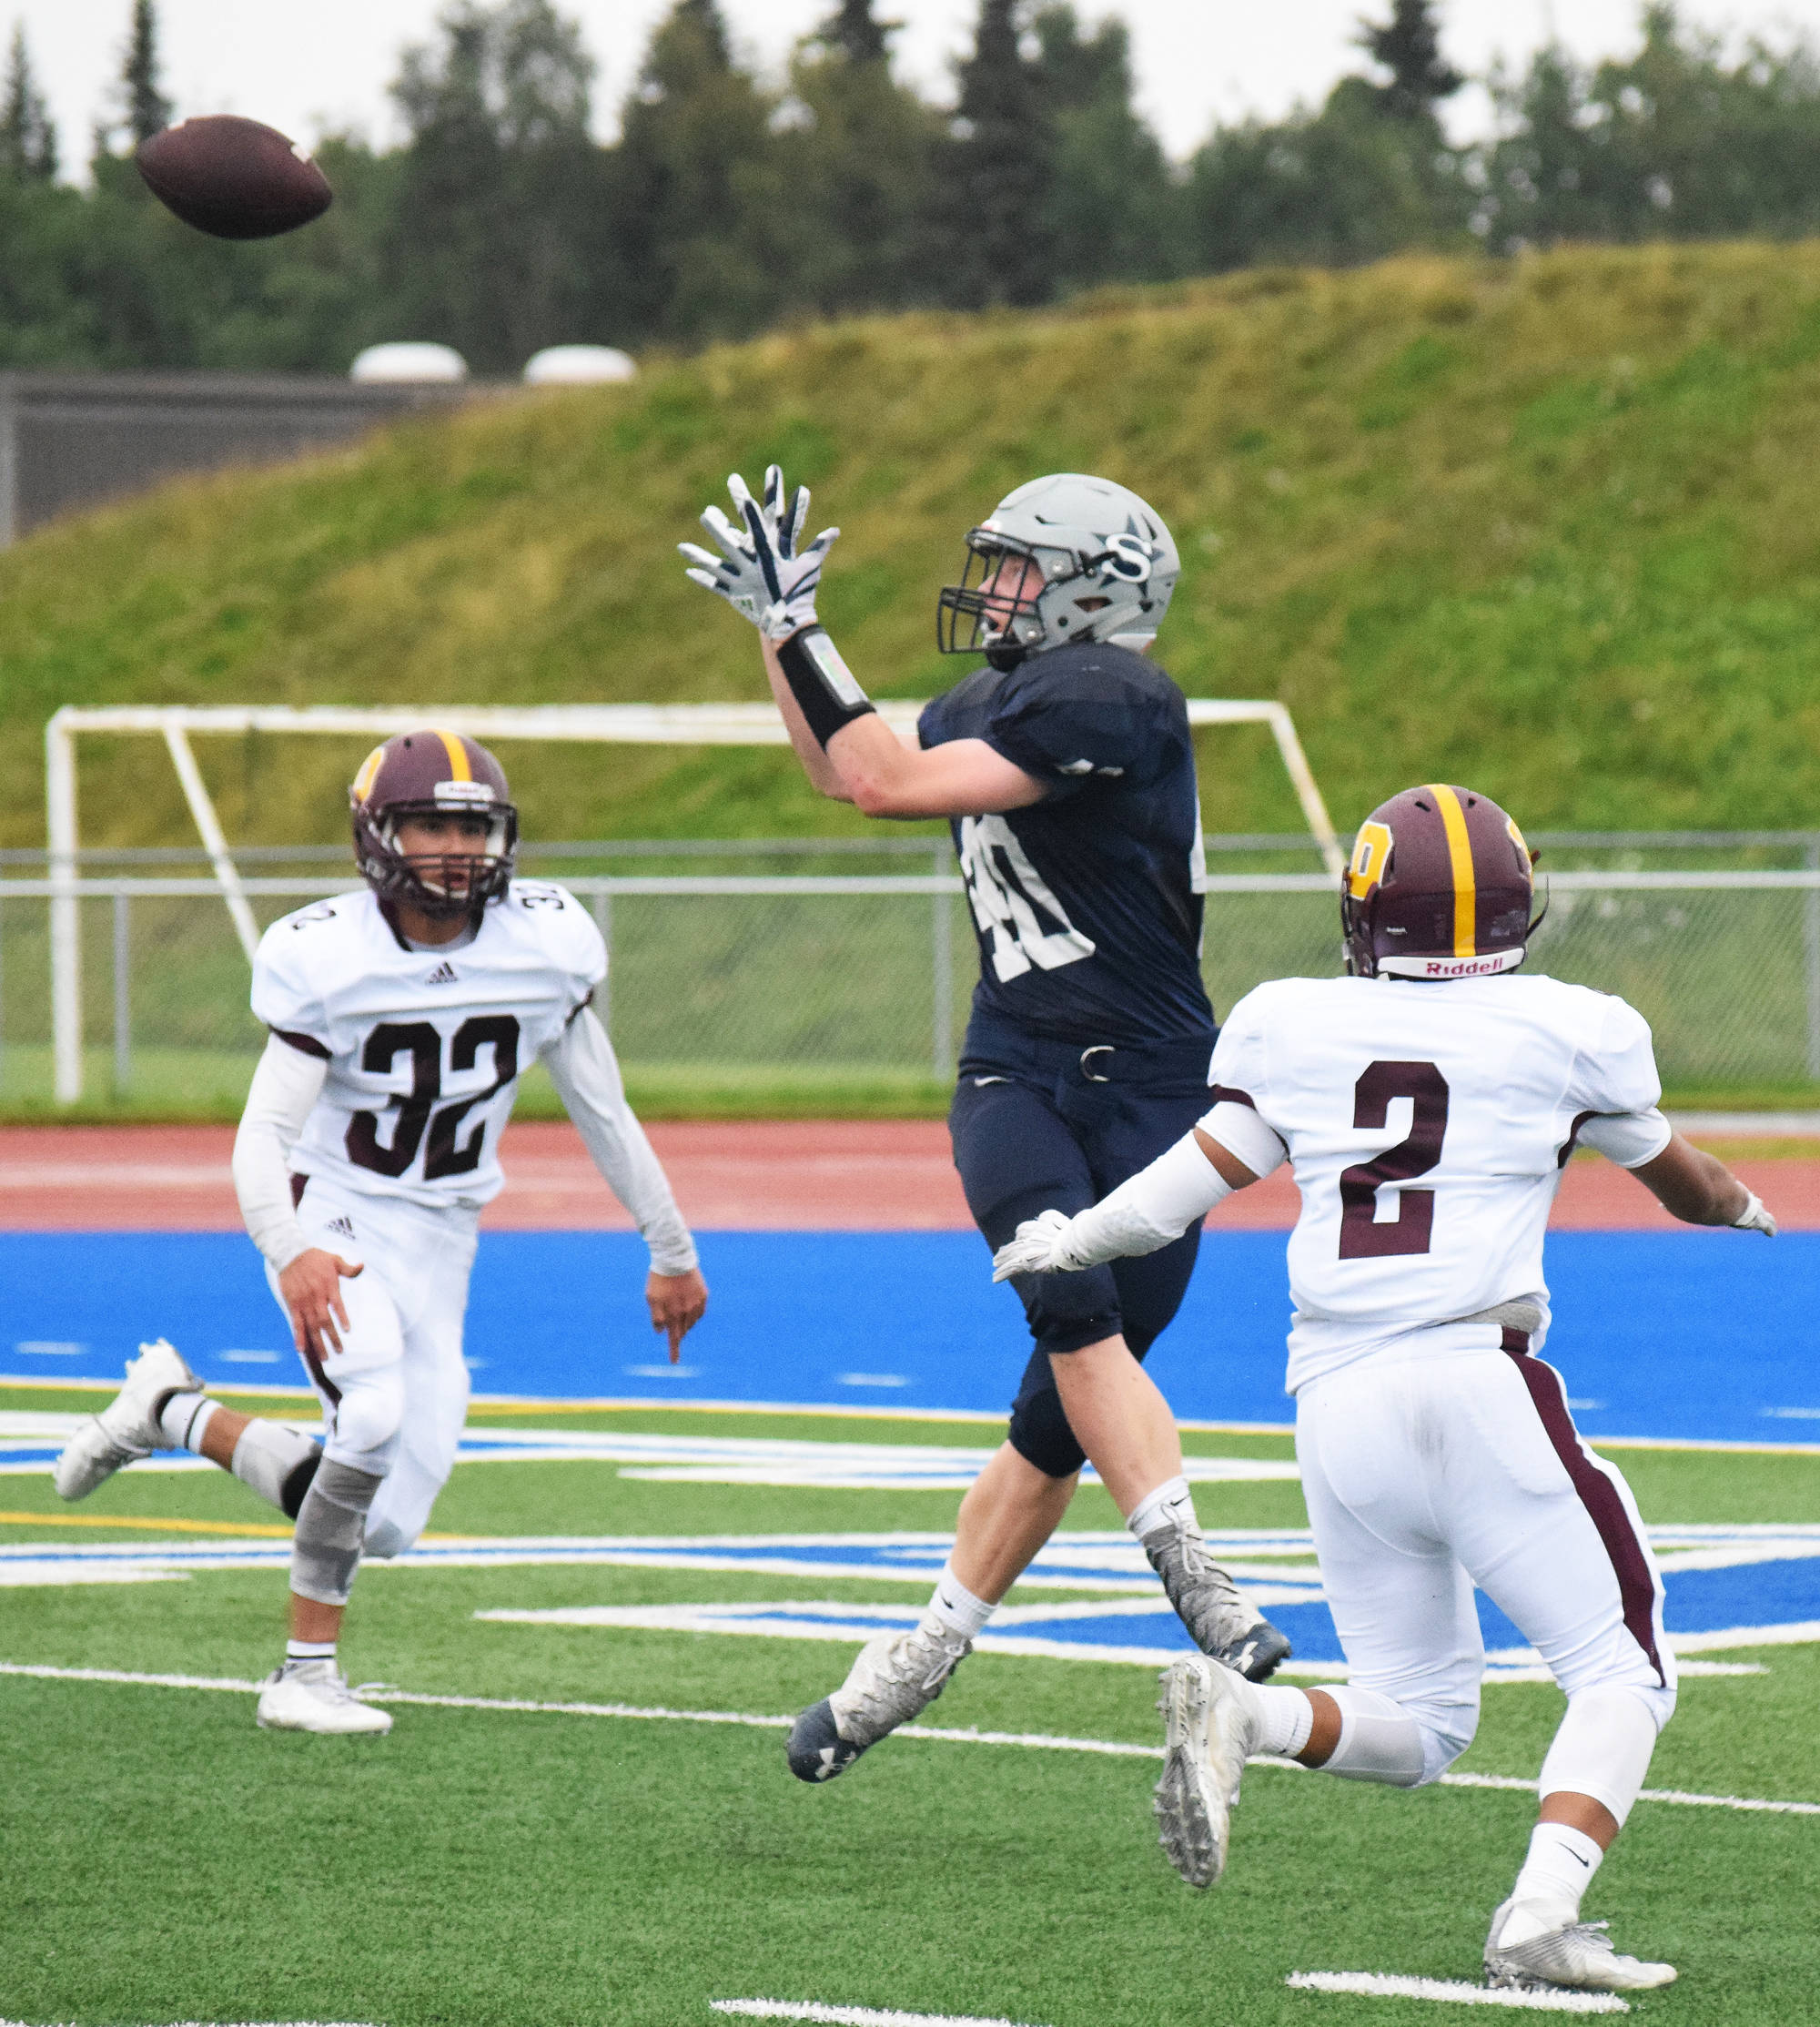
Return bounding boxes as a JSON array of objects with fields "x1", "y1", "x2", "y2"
[
  {"x1": 326, "y1": 1215, "x2": 356, "y2": 1241},
  {"x1": 423, "y1": 961, "x2": 460, "y2": 987}
]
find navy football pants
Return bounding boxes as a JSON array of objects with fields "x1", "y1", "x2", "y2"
[{"x1": 948, "y1": 1026, "x2": 1214, "y2": 1481}]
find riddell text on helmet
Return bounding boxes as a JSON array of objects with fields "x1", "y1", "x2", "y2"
[{"x1": 1396, "y1": 952, "x2": 1526, "y2": 979}]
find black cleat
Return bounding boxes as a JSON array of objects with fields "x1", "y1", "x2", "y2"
[{"x1": 786, "y1": 1699, "x2": 864, "y2": 1783}]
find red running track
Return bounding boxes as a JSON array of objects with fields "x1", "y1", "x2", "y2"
[{"x1": 0, "y1": 1122, "x2": 1815, "y2": 1231}]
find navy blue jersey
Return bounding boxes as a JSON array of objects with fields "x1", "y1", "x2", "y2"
[{"x1": 918, "y1": 642, "x2": 1216, "y2": 1049}]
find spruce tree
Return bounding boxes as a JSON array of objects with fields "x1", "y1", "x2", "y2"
[
  {"x1": 940, "y1": 0, "x2": 1055, "y2": 309},
  {"x1": 816, "y1": 0, "x2": 894, "y2": 66},
  {"x1": 120, "y1": 0, "x2": 173, "y2": 146},
  {"x1": 0, "y1": 25, "x2": 58, "y2": 181},
  {"x1": 1359, "y1": 0, "x2": 1463, "y2": 123}
]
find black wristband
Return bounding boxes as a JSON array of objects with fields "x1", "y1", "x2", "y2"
[{"x1": 776, "y1": 626, "x2": 876, "y2": 748}]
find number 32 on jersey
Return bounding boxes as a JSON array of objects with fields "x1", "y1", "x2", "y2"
[{"x1": 346, "y1": 1015, "x2": 520, "y2": 1181}]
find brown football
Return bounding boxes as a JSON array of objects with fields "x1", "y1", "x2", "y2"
[{"x1": 136, "y1": 116, "x2": 332, "y2": 240}]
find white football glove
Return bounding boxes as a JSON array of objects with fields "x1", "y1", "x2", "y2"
[
  {"x1": 679, "y1": 464, "x2": 839, "y2": 641},
  {"x1": 1734, "y1": 1189, "x2": 1777, "y2": 1236},
  {"x1": 991, "y1": 1209, "x2": 1085, "y2": 1282}
]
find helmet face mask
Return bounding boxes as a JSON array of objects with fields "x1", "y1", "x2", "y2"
[
  {"x1": 350, "y1": 733, "x2": 518, "y2": 923},
  {"x1": 1341, "y1": 785, "x2": 1542, "y2": 981},
  {"x1": 936, "y1": 472, "x2": 1180, "y2": 668}
]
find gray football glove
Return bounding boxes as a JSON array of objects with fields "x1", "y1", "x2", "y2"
[
  {"x1": 1734, "y1": 1189, "x2": 1777, "y2": 1236},
  {"x1": 991, "y1": 1209, "x2": 1084, "y2": 1282},
  {"x1": 680, "y1": 464, "x2": 839, "y2": 641}
]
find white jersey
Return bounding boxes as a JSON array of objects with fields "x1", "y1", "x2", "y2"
[
  {"x1": 250, "y1": 881, "x2": 603, "y2": 1211},
  {"x1": 1205, "y1": 973, "x2": 1666, "y2": 1392}
]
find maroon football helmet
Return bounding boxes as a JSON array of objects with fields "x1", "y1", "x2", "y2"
[
  {"x1": 1341, "y1": 784, "x2": 1542, "y2": 979},
  {"x1": 349, "y1": 729, "x2": 518, "y2": 920}
]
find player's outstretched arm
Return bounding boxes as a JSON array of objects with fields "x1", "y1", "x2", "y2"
[
  {"x1": 1628, "y1": 1131, "x2": 1776, "y2": 1233},
  {"x1": 542, "y1": 1006, "x2": 707, "y2": 1360},
  {"x1": 684, "y1": 465, "x2": 1046, "y2": 819},
  {"x1": 992, "y1": 1130, "x2": 1260, "y2": 1282}
]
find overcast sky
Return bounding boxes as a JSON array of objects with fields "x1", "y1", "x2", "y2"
[{"x1": 18, "y1": 1, "x2": 1820, "y2": 167}]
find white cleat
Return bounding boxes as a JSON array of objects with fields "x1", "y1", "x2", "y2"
[
  {"x1": 1484, "y1": 1898, "x2": 1678, "y2": 1993},
  {"x1": 53, "y1": 1338, "x2": 201, "y2": 1501},
  {"x1": 785, "y1": 1623, "x2": 973, "y2": 1781},
  {"x1": 256, "y1": 1660, "x2": 392, "y2": 1736},
  {"x1": 1153, "y1": 1654, "x2": 1258, "y2": 1890}
]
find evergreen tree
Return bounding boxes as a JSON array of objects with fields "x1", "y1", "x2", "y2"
[
  {"x1": 1359, "y1": 0, "x2": 1462, "y2": 125},
  {"x1": 1031, "y1": 5, "x2": 1182, "y2": 291},
  {"x1": 609, "y1": 0, "x2": 797, "y2": 342},
  {"x1": 0, "y1": 25, "x2": 58, "y2": 181},
  {"x1": 119, "y1": 0, "x2": 173, "y2": 147},
  {"x1": 387, "y1": 0, "x2": 606, "y2": 370},
  {"x1": 938, "y1": 0, "x2": 1054, "y2": 309},
  {"x1": 788, "y1": 2, "x2": 940, "y2": 314},
  {"x1": 815, "y1": 0, "x2": 894, "y2": 66}
]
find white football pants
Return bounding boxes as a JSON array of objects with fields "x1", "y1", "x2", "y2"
[
  {"x1": 265, "y1": 1176, "x2": 478, "y2": 1559},
  {"x1": 1296, "y1": 1346, "x2": 1677, "y2": 1787}
]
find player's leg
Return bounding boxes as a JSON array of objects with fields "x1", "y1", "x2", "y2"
[
  {"x1": 1154, "y1": 1358, "x2": 1482, "y2": 1887},
  {"x1": 255, "y1": 1221, "x2": 409, "y2": 1737},
  {"x1": 362, "y1": 1221, "x2": 476, "y2": 1561},
  {"x1": 1024, "y1": 1069, "x2": 1290, "y2": 1677},
  {"x1": 786, "y1": 1075, "x2": 1269, "y2": 1784},
  {"x1": 53, "y1": 1338, "x2": 324, "y2": 1516},
  {"x1": 1449, "y1": 1348, "x2": 1678, "y2": 1993}
]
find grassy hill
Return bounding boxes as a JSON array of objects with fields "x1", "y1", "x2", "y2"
[{"x1": 5, "y1": 240, "x2": 1820, "y2": 850}]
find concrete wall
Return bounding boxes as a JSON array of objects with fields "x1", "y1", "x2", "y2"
[{"x1": 0, "y1": 371, "x2": 473, "y2": 546}]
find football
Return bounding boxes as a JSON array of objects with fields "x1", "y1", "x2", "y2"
[{"x1": 136, "y1": 116, "x2": 333, "y2": 240}]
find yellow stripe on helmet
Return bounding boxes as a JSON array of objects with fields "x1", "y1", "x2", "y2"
[
  {"x1": 351, "y1": 744, "x2": 386, "y2": 803},
  {"x1": 1427, "y1": 783, "x2": 1477, "y2": 957},
  {"x1": 433, "y1": 729, "x2": 473, "y2": 783}
]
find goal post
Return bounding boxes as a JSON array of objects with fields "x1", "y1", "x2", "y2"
[{"x1": 43, "y1": 700, "x2": 1344, "y2": 1103}]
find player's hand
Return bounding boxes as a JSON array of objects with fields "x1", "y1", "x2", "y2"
[
  {"x1": 991, "y1": 1209, "x2": 1081, "y2": 1282},
  {"x1": 647, "y1": 1266, "x2": 708, "y2": 1361},
  {"x1": 680, "y1": 465, "x2": 838, "y2": 640},
  {"x1": 278, "y1": 1249, "x2": 364, "y2": 1359},
  {"x1": 1734, "y1": 1189, "x2": 1777, "y2": 1236}
]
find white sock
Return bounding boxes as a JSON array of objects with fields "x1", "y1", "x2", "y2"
[
  {"x1": 1320, "y1": 1685, "x2": 1427, "y2": 1786},
  {"x1": 157, "y1": 1391, "x2": 217, "y2": 1454},
  {"x1": 228, "y1": 1420, "x2": 320, "y2": 1514},
  {"x1": 285, "y1": 1637, "x2": 336, "y2": 1667},
  {"x1": 1127, "y1": 1474, "x2": 1198, "y2": 1540},
  {"x1": 1506, "y1": 1821, "x2": 1604, "y2": 1940},
  {"x1": 922, "y1": 1560, "x2": 995, "y2": 1641},
  {"x1": 1247, "y1": 1682, "x2": 1315, "y2": 1758}
]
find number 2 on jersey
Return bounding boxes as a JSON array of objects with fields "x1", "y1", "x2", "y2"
[
  {"x1": 1338, "y1": 1059, "x2": 1450, "y2": 1258},
  {"x1": 345, "y1": 1015, "x2": 521, "y2": 1181}
]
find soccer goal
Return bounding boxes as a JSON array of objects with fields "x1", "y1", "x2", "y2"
[{"x1": 41, "y1": 700, "x2": 1344, "y2": 1102}]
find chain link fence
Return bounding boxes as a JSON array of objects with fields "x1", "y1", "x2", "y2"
[{"x1": 0, "y1": 835, "x2": 1815, "y2": 1105}]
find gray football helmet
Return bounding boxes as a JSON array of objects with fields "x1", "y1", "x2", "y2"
[{"x1": 937, "y1": 473, "x2": 1180, "y2": 667}]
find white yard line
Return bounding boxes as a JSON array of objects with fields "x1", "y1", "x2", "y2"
[
  {"x1": 712, "y1": 2005, "x2": 1046, "y2": 2026},
  {"x1": 1285, "y1": 1971, "x2": 1629, "y2": 2012},
  {"x1": 4, "y1": 1661, "x2": 1815, "y2": 1810}
]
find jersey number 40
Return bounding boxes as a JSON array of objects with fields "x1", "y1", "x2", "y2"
[
  {"x1": 1338, "y1": 1059, "x2": 1450, "y2": 1259},
  {"x1": 346, "y1": 1015, "x2": 520, "y2": 1181}
]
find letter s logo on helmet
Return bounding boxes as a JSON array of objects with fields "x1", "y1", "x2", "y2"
[{"x1": 1099, "y1": 532, "x2": 1154, "y2": 584}]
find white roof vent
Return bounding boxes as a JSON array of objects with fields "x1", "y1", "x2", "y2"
[
  {"x1": 349, "y1": 342, "x2": 469, "y2": 383},
  {"x1": 524, "y1": 344, "x2": 637, "y2": 386}
]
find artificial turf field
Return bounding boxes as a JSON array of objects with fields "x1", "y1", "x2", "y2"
[{"x1": 3, "y1": 1387, "x2": 1816, "y2": 2027}]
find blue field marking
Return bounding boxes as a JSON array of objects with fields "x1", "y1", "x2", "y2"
[
  {"x1": 9, "y1": 1525, "x2": 1813, "y2": 1672},
  {"x1": 1, "y1": 1229, "x2": 1815, "y2": 1444}
]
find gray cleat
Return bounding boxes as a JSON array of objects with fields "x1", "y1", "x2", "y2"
[
  {"x1": 1484, "y1": 1898, "x2": 1677, "y2": 1994},
  {"x1": 1154, "y1": 1654, "x2": 1254, "y2": 1890},
  {"x1": 785, "y1": 1623, "x2": 972, "y2": 1782},
  {"x1": 53, "y1": 1338, "x2": 201, "y2": 1501},
  {"x1": 1141, "y1": 1520, "x2": 1292, "y2": 1681}
]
